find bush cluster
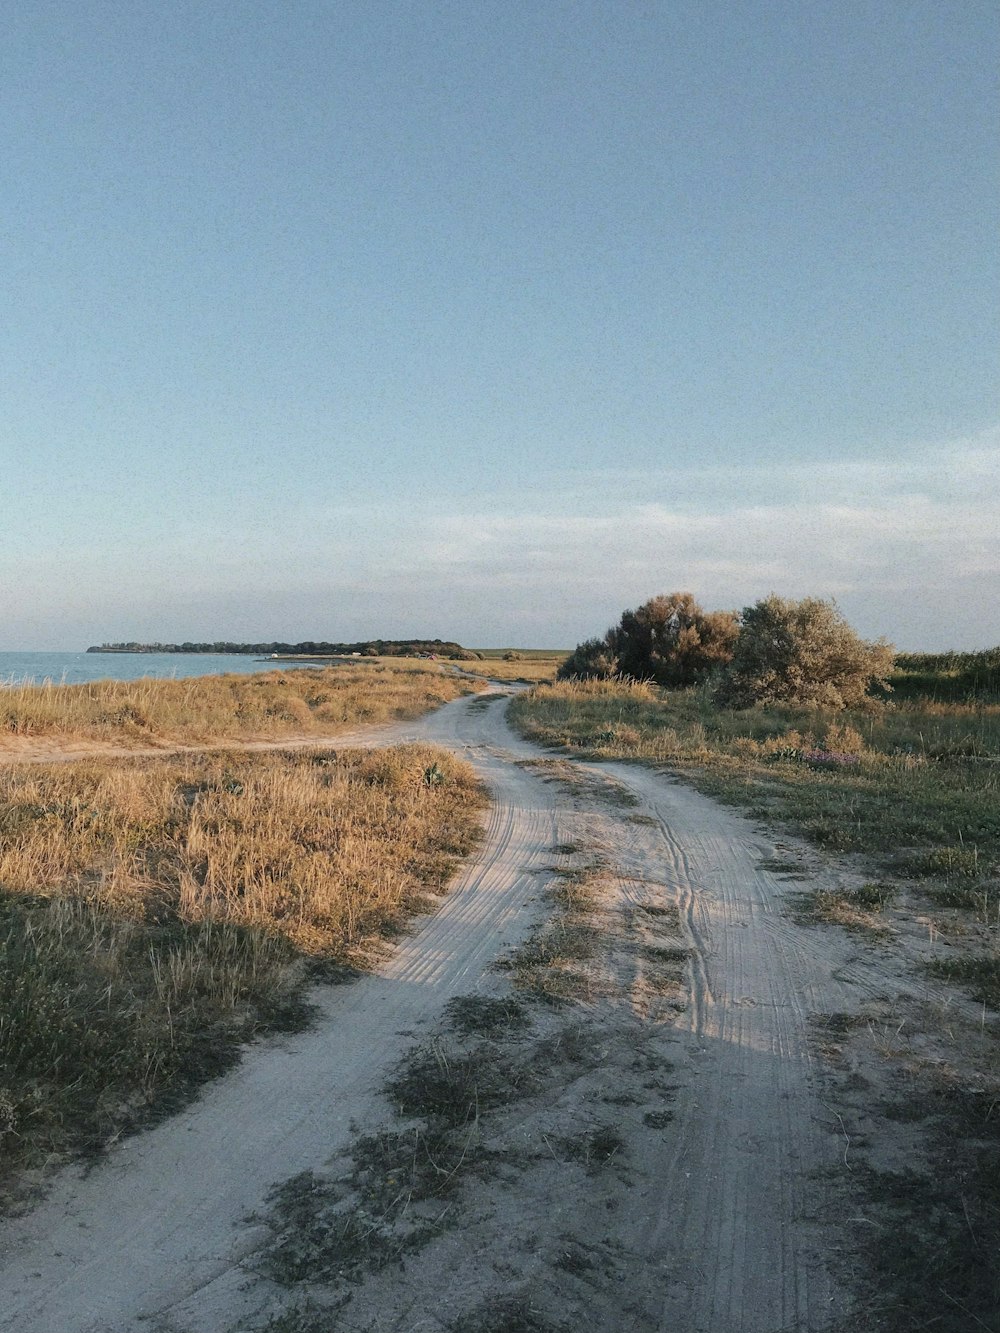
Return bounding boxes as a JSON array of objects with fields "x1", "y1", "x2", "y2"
[{"x1": 559, "y1": 591, "x2": 894, "y2": 711}]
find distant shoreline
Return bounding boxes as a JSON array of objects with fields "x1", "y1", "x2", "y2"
[{"x1": 87, "y1": 639, "x2": 475, "y2": 658}]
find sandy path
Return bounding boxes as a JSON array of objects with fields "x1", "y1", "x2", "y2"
[
  {"x1": 0, "y1": 695, "x2": 562, "y2": 1333},
  {"x1": 592, "y1": 763, "x2": 859, "y2": 1332},
  {"x1": 0, "y1": 693, "x2": 857, "y2": 1332}
]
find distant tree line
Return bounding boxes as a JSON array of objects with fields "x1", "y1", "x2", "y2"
[
  {"x1": 87, "y1": 640, "x2": 482, "y2": 660},
  {"x1": 559, "y1": 592, "x2": 895, "y2": 710}
]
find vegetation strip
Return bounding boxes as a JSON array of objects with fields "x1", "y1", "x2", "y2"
[
  {"x1": 0, "y1": 662, "x2": 482, "y2": 751},
  {"x1": 0, "y1": 744, "x2": 486, "y2": 1188}
]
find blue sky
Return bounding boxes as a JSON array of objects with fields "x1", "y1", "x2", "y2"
[{"x1": 2, "y1": 1, "x2": 997, "y2": 650}]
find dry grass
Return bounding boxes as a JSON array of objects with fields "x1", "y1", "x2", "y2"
[
  {"x1": 456, "y1": 658, "x2": 566, "y2": 684},
  {"x1": 0, "y1": 745, "x2": 486, "y2": 1182},
  {"x1": 791, "y1": 883, "x2": 899, "y2": 933},
  {"x1": 0, "y1": 662, "x2": 480, "y2": 752},
  {"x1": 496, "y1": 857, "x2": 608, "y2": 1006}
]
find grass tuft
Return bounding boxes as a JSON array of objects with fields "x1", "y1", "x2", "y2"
[
  {"x1": 927, "y1": 955, "x2": 1000, "y2": 1010},
  {"x1": 443, "y1": 994, "x2": 530, "y2": 1038},
  {"x1": 447, "y1": 1295, "x2": 568, "y2": 1332}
]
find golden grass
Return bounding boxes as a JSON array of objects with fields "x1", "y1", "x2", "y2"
[
  {"x1": 0, "y1": 662, "x2": 481, "y2": 752},
  {"x1": 453, "y1": 658, "x2": 566, "y2": 683},
  {"x1": 0, "y1": 745, "x2": 486, "y2": 1181}
]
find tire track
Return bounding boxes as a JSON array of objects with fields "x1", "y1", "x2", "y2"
[
  {"x1": 0, "y1": 694, "x2": 563, "y2": 1333},
  {"x1": 0, "y1": 693, "x2": 861, "y2": 1333},
  {"x1": 590, "y1": 760, "x2": 853, "y2": 1332}
]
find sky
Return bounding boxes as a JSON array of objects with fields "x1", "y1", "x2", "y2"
[{"x1": 2, "y1": 1, "x2": 998, "y2": 651}]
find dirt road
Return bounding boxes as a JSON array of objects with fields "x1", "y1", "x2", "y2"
[{"x1": 0, "y1": 691, "x2": 862, "y2": 1332}]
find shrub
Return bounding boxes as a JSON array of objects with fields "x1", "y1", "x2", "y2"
[
  {"x1": 714, "y1": 595, "x2": 894, "y2": 710},
  {"x1": 557, "y1": 637, "x2": 620, "y2": 681},
  {"x1": 558, "y1": 594, "x2": 738, "y2": 687},
  {"x1": 609, "y1": 593, "x2": 738, "y2": 687}
]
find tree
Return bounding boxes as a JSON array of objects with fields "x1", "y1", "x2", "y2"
[
  {"x1": 609, "y1": 593, "x2": 738, "y2": 687},
  {"x1": 713, "y1": 595, "x2": 894, "y2": 709}
]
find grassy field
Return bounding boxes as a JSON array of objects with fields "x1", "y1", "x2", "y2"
[
  {"x1": 0, "y1": 743, "x2": 485, "y2": 1186},
  {"x1": 0, "y1": 662, "x2": 481, "y2": 751},
  {"x1": 471, "y1": 649, "x2": 570, "y2": 660},
  {"x1": 459, "y1": 650, "x2": 568, "y2": 684},
  {"x1": 511, "y1": 678, "x2": 1000, "y2": 866}
]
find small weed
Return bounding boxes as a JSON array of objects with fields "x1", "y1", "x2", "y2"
[
  {"x1": 443, "y1": 994, "x2": 530, "y2": 1038},
  {"x1": 758, "y1": 857, "x2": 809, "y2": 877},
  {"x1": 552, "y1": 1242, "x2": 597, "y2": 1274},
  {"x1": 466, "y1": 696, "x2": 499, "y2": 712},
  {"x1": 495, "y1": 920, "x2": 602, "y2": 1005},
  {"x1": 546, "y1": 871, "x2": 602, "y2": 913},
  {"x1": 534, "y1": 1022, "x2": 601, "y2": 1072},
  {"x1": 641, "y1": 944, "x2": 689, "y2": 964},
  {"x1": 906, "y1": 846, "x2": 984, "y2": 880},
  {"x1": 557, "y1": 1123, "x2": 626, "y2": 1170},
  {"x1": 387, "y1": 1040, "x2": 527, "y2": 1127},
  {"x1": 925, "y1": 882, "x2": 996, "y2": 916},
  {"x1": 792, "y1": 886, "x2": 895, "y2": 932},
  {"x1": 812, "y1": 1012, "x2": 868, "y2": 1039},
  {"x1": 350, "y1": 1121, "x2": 481, "y2": 1206},
  {"x1": 259, "y1": 1298, "x2": 348, "y2": 1332},
  {"x1": 637, "y1": 901, "x2": 679, "y2": 921},
  {"x1": 643, "y1": 1109, "x2": 674, "y2": 1129},
  {"x1": 256, "y1": 1168, "x2": 431, "y2": 1286},
  {"x1": 927, "y1": 955, "x2": 1000, "y2": 1010},
  {"x1": 847, "y1": 882, "x2": 898, "y2": 910},
  {"x1": 448, "y1": 1295, "x2": 567, "y2": 1333}
]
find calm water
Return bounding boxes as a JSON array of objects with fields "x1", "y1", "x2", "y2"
[{"x1": 0, "y1": 652, "x2": 324, "y2": 688}]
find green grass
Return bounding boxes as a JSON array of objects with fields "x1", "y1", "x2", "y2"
[
  {"x1": 927, "y1": 955, "x2": 1000, "y2": 1009},
  {"x1": 510, "y1": 680, "x2": 1000, "y2": 868},
  {"x1": 891, "y1": 647, "x2": 1000, "y2": 704}
]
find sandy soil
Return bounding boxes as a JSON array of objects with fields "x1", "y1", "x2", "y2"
[{"x1": 0, "y1": 691, "x2": 894, "y2": 1332}]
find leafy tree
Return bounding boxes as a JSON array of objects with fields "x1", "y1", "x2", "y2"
[
  {"x1": 714, "y1": 595, "x2": 894, "y2": 709},
  {"x1": 609, "y1": 593, "x2": 738, "y2": 687}
]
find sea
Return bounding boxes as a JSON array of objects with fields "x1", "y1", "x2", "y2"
[{"x1": 0, "y1": 652, "x2": 324, "y2": 688}]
